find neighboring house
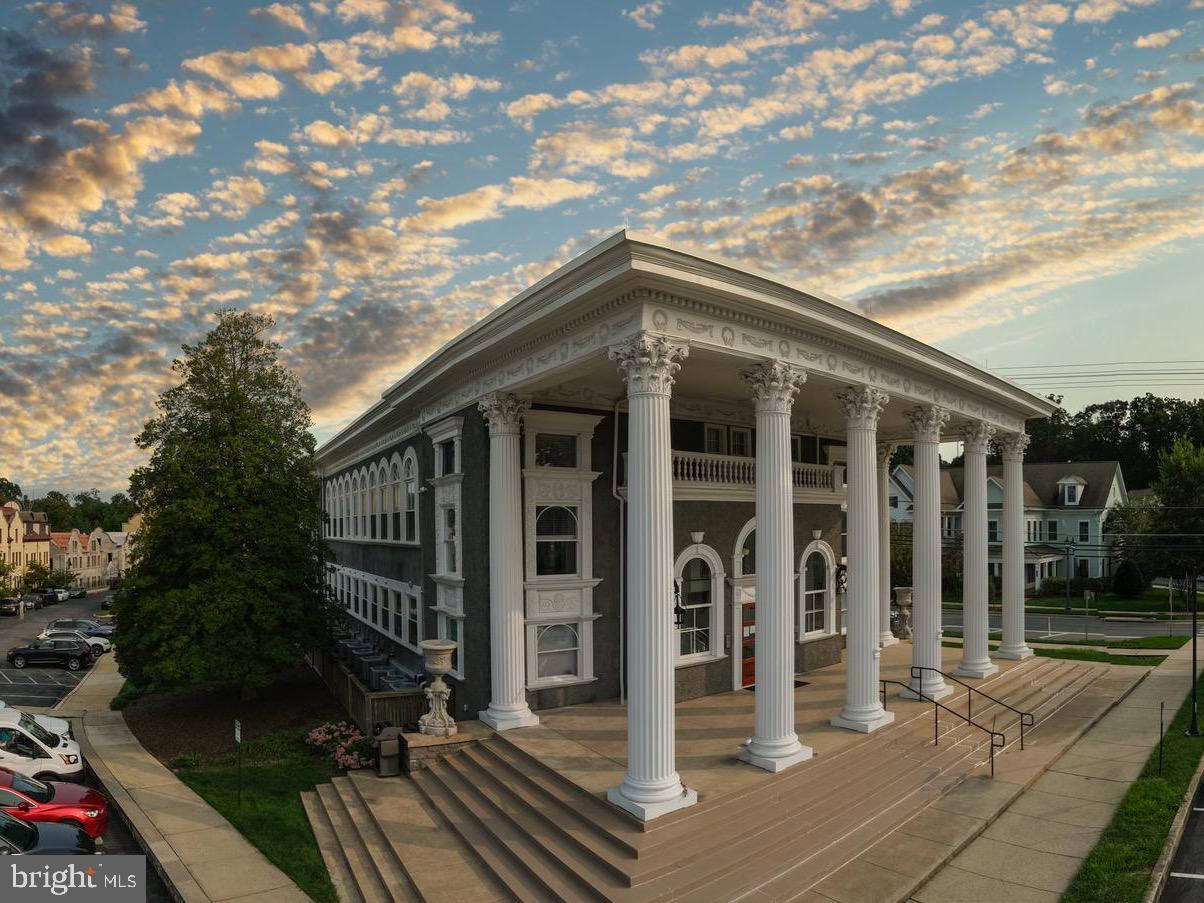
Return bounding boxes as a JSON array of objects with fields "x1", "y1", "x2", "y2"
[
  {"x1": 0, "y1": 500, "x2": 52, "y2": 590},
  {"x1": 891, "y1": 461, "x2": 1128, "y2": 590},
  {"x1": 51, "y1": 528, "x2": 129, "y2": 589},
  {"x1": 313, "y1": 228, "x2": 1054, "y2": 785}
]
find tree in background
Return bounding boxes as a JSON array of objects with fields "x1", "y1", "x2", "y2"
[
  {"x1": 1112, "y1": 558, "x2": 1147, "y2": 600},
  {"x1": 118, "y1": 310, "x2": 336, "y2": 695},
  {"x1": 0, "y1": 477, "x2": 20, "y2": 501},
  {"x1": 20, "y1": 562, "x2": 51, "y2": 593},
  {"x1": 1145, "y1": 439, "x2": 1204, "y2": 586},
  {"x1": 47, "y1": 568, "x2": 79, "y2": 589},
  {"x1": 24, "y1": 490, "x2": 136, "y2": 533}
]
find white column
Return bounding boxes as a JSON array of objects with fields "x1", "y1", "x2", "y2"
[
  {"x1": 832, "y1": 387, "x2": 896, "y2": 732},
  {"x1": 741, "y1": 362, "x2": 813, "y2": 771},
  {"x1": 904, "y1": 405, "x2": 952, "y2": 701},
  {"x1": 954, "y1": 422, "x2": 998, "y2": 679},
  {"x1": 997, "y1": 431, "x2": 1033, "y2": 660},
  {"x1": 607, "y1": 333, "x2": 697, "y2": 821},
  {"x1": 478, "y1": 393, "x2": 540, "y2": 731},
  {"x1": 877, "y1": 443, "x2": 898, "y2": 648}
]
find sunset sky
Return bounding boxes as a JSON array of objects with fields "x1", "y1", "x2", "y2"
[{"x1": 0, "y1": 0, "x2": 1201, "y2": 496}]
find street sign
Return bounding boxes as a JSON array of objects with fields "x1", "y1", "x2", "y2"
[{"x1": 234, "y1": 719, "x2": 241, "y2": 744}]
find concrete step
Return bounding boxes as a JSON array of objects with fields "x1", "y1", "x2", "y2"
[
  {"x1": 315, "y1": 782, "x2": 393, "y2": 903},
  {"x1": 412, "y1": 765, "x2": 561, "y2": 902},
  {"x1": 330, "y1": 776, "x2": 421, "y2": 903},
  {"x1": 345, "y1": 770, "x2": 509, "y2": 903},
  {"x1": 301, "y1": 790, "x2": 363, "y2": 903}
]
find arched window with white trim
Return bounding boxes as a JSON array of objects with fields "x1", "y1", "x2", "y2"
[
  {"x1": 368, "y1": 470, "x2": 378, "y2": 539},
  {"x1": 402, "y1": 449, "x2": 419, "y2": 542},
  {"x1": 798, "y1": 540, "x2": 836, "y2": 640},
  {"x1": 535, "y1": 505, "x2": 578, "y2": 576},
  {"x1": 350, "y1": 476, "x2": 360, "y2": 538},
  {"x1": 389, "y1": 457, "x2": 402, "y2": 541},
  {"x1": 376, "y1": 461, "x2": 388, "y2": 539},
  {"x1": 733, "y1": 518, "x2": 757, "y2": 578},
  {"x1": 673, "y1": 543, "x2": 726, "y2": 664}
]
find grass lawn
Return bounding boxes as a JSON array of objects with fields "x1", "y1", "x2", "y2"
[
  {"x1": 1064, "y1": 674, "x2": 1204, "y2": 903},
  {"x1": 942, "y1": 630, "x2": 1188, "y2": 651},
  {"x1": 1028, "y1": 589, "x2": 1184, "y2": 613},
  {"x1": 940, "y1": 642, "x2": 1167, "y2": 666},
  {"x1": 176, "y1": 732, "x2": 339, "y2": 903}
]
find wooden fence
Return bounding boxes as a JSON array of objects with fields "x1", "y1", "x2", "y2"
[{"x1": 307, "y1": 647, "x2": 448, "y2": 732}]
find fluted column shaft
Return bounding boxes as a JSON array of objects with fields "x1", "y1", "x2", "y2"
[
  {"x1": 998, "y1": 432, "x2": 1033, "y2": 660},
  {"x1": 607, "y1": 334, "x2": 697, "y2": 821},
  {"x1": 954, "y1": 423, "x2": 998, "y2": 678},
  {"x1": 479, "y1": 394, "x2": 540, "y2": 731},
  {"x1": 877, "y1": 444, "x2": 898, "y2": 648},
  {"x1": 742, "y1": 363, "x2": 812, "y2": 770},
  {"x1": 905, "y1": 406, "x2": 952, "y2": 701},
  {"x1": 833, "y1": 387, "x2": 896, "y2": 732}
]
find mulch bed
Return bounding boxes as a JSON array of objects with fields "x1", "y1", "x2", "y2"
[{"x1": 122, "y1": 664, "x2": 345, "y2": 765}]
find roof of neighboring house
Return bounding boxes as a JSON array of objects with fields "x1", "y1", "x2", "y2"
[
  {"x1": 897, "y1": 460, "x2": 1125, "y2": 511},
  {"x1": 105, "y1": 532, "x2": 127, "y2": 547},
  {"x1": 49, "y1": 532, "x2": 71, "y2": 550}
]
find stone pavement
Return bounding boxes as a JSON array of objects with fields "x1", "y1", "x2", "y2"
[
  {"x1": 60, "y1": 655, "x2": 311, "y2": 903},
  {"x1": 911, "y1": 640, "x2": 1203, "y2": 903}
]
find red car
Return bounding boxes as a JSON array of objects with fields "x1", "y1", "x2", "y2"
[{"x1": 0, "y1": 768, "x2": 109, "y2": 839}]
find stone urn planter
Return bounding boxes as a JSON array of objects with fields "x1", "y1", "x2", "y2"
[
  {"x1": 419, "y1": 639, "x2": 458, "y2": 737},
  {"x1": 893, "y1": 587, "x2": 914, "y2": 640}
]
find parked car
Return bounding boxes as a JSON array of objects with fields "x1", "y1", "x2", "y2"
[
  {"x1": 67, "y1": 587, "x2": 86, "y2": 599},
  {"x1": 0, "y1": 768, "x2": 108, "y2": 839},
  {"x1": 30, "y1": 589, "x2": 58, "y2": 606},
  {"x1": 41, "y1": 631, "x2": 109, "y2": 657},
  {"x1": 20, "y1": 594, "x2": 43, "y2": 611},
  {"x1": 0, "y1": 808, "x2": 95, "y2": 854},
  {"x1": 0, "y1": 704, "x2": 71, "y2": 741},
  {"x1": 98, "y1": 594, "x2": 113, "y2": 610},
  {"x1": 42, "y1": 618, "x2": 114, "y2": 639},
  {"x1": 7, "y1": 639, "x2": 93, "y2": 672},
  {"x1": 50, "y1": 589, "x2": 69, "y2": 603},
  {"x1": 0, "y1": 599, "x2": 20, "y2": 616},
  {"x1": 0, "y1": 711, "x2": 84, "y2": 781}
]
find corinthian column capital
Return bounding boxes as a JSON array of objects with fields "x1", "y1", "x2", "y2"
[
  {"x1": 837, "y1": 386, "x2": 890, "y2": 430},
  {"x1": 961, "y1": 421, "x2": 996, "y2": 454},
  {"x1": 999, "y1": 430, "x2": 1030, "y2": 462},
  {"x1": 608, "y1": 333, "x2": 689, "y2": 397},
  {"x1": 478, "y1": 392, "x2": 528, "y2": 436},
  {"x1": 905, "y1": 405, "x2": 950, "y2": 443},
  {"x1": 743, "y1": 361, "x2": 806, "y2": 413},
  {"x1": 876, "y1": 442, "x2": 896, "y2": 467}
]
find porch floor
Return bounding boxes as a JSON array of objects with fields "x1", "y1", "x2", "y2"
[{"x1": 505, "y1": 641, "x2": 1028, "y2": 806}]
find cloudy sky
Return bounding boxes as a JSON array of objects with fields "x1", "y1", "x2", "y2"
[{"x1": 0, "y1": 0, "x2": 1200, "y2": 497}]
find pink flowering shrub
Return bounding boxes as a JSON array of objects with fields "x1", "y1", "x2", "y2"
[{"x1": 304, "y1": 721, "x2": 372, "y2": 770}]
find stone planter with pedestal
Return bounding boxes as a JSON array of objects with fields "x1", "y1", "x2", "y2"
[
  {"x1": 893, "y1": 587, "x2": 913, "y2": 640},
  {"x1": 419, "y1": 639, "x2": 458, "y2": 737}
]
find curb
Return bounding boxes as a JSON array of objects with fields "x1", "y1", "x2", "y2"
[{"x1": 1144, "y1": 733, "x2": 1204, "y2": 903}]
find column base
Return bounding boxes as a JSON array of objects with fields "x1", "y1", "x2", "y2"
[
  {"x1": 831, "y1": 707, "x2": 895, "y2": 734},
  {"x1": 901, "y1": 681, "x2": 953, "y2": 703},
  {"x1": 995, "y1": 644, "x2": 1033, "y2": 661},
  {"x1": 607, "y1": 785, "x2": 697, "y2": 822},
  {"x1": 879, "y1": 632, "x2": 899, "y2": 648},
  {"x1": 953, "y1": 660, "x2": 999, "y2": 679},
  {"x1": 739, "y1": 738, "x2": 813, "y2": 773},
  {"x1": 479, "y1": 706, "x2": 540, "y2": 732}
]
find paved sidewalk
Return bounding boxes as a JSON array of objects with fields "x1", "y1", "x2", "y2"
[
  {"x1": 913, "y1": 642, "x2": 1203, "y2": 902},
  {"x1": 62, "y1": 655, "x2": 310, "y2": 903}
]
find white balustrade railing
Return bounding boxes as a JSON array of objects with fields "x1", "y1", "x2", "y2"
[{"x1": 660, "y1": 450, "x2": 841, "y2": 492}]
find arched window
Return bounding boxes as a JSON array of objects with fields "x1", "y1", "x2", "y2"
[
  {"x1": 350, "y1": 477, "x2": 360, "y2": 538},
  {"x1": 798, "y1": 540, "x2": 836, "y2": 640},
  {"x1": 402, "y1": 450, "x2": 419, "y2": 542},
  {"x1": 674, "y1": 543, "x2": 726, "y2": 664},
  {"x1": 733, "y1": 518, "x2": 757, "y2": 578},
  {"x1": 536, "y1": 623, "x2": 580, "y2": 680},
  {"x1": 444, "y1": 507, "x2": 457, "y2": 574},
  {"x1": 390, "y1": 460, "x2": 402, "y2": 540},
  {"x1": 359, "y1": 469, "x2": 369, "y2": 537},
  {"x1": 377, "y1": 461, "x2": 388, "y2": 540},
  {"x1": 339, "y1": 479, "x2": 347, "y2": 537},
  {"x1": 535, "y1": 506, "x2": 578, "y2": 576},
  {"x1": 368, "y1": 471, "x2": 378, "y2": 539}
]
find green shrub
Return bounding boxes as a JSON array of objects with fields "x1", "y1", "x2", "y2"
[
  {"x1": 1113, "y1": 559, "x2": 1148, "y2": 599},
  {"x1": 109, "y1": 680, "x2": 145, "y2": 710}
]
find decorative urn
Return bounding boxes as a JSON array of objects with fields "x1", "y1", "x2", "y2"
[{"x1": 418, "y1": 639, "x2": 458, "y2": 737}]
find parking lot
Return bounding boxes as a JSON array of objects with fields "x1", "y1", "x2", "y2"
[{"x1": 0, "y1": 590, "x2": 109, "y2": 708}]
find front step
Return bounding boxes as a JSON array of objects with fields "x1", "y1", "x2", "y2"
[{"x1": 301, "y1": 790, "x2": 363, "y2": 903}]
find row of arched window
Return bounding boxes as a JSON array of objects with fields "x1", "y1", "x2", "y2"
[{"x1": 324, "y1": 448, "x2": 420, "y2": 543}]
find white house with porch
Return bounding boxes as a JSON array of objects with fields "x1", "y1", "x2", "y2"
[{"x1": 315, "y1": 231, "x2": 1057, "y2": 826}]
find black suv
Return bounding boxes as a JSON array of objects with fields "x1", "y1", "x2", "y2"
[
  {"x1": 0, "y1": 808, "x2": 95, "y2": 854},
  {"x1": 7, "y1": 640, "x2": 93, "y2": 672}
]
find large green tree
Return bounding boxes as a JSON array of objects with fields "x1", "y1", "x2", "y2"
[
  {"x1": 0, "y1": 477, "x2": 20, "y2": 501},
  {"x1": 118, "y1": 310, "x2": 336, "y2": 693},
  {"x1": 1145, "y1": 439, "x2": 1204, "y2": 593}
]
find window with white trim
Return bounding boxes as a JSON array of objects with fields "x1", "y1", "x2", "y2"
[
  {"x1": 673, "y1": 546, "x2": 724, "y2": 663},
  {"x1": 730, "y1": 427, "x2": 752, "y2": 457},
  {"x1": 1079, "y1": 520, "x2": 1090, "y2": 542},
  {"x1": 802, "y1": 552, "x2": 828, "y2": 636},
  {"x1": 535, "y1": 506, "x2": 578, "y2": 576},
  {"x1": 402, "y1": 451, "x2": 418, "y2": 542},
  {"x1": 1048, "y1": 520, "x2": 1058, "y2": 542},
  {"x1": 390, "y1": 460, "x2": 402, "y2": 540},
  {"x1": 535, "y1": 623, "x2": 580, "y2": 680},
  {"x1": 704, "y1": 424, "x2": 726, "y2": 455}
]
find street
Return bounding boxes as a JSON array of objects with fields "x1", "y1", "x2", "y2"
[
  {"x1": 942, "y1": 608, "x2": 1200, "y2": 641},
  {"x1": 1163, "y1": 778, "x2": 1204, "y2": 903}
]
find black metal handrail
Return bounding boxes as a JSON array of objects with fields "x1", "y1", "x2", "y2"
[
  {"x1": 910, "y1": 665, "x2": 1036, "y2": 750},
  {"x1": 879, "y1": 679, "x2": 1006, "y2": 776}
]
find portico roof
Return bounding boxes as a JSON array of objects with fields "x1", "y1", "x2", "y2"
[{"x1": 317, "y1": 231, "x2": 1058, "y2": 468}]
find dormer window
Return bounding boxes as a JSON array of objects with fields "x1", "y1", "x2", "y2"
[{"x1": 1058, "y1": 476, "x2": 1085, "y2": 506}]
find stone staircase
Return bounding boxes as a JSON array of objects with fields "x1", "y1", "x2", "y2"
[{"x1": 304, "y1": 657, "x2": 1115, "y2": 902}]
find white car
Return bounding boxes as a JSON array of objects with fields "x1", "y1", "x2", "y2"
[
  {"x1": 0, "y1": 703, "x2": 71, "y2": 741},
  {"x1": 0, "y1": 711, "x2": 83, "y2": 781},
  {"x1": 41, "y1": 631, "x2": 109, "y2": 657},
  {"x1": 51, "y1": 589, "x2": 69, "y2": 603}
]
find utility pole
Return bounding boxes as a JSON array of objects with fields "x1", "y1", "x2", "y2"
[{"x1": 1190, "y1": 567, "x2": 1201, "y2": 738}]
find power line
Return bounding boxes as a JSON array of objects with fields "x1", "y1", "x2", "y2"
[{"x1": 995, "y1": 360, "x2": 1204, "y2": 371}]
